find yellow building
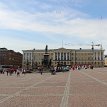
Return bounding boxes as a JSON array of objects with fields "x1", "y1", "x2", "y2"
[{"x1": 22, "y1": 47, "x2": 104, "y2": 69}]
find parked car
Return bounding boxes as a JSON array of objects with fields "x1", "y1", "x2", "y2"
[
  {"x1": 25, "y1": 69, "x2": 32, "y2": 73},
  {"x1": 62, "y1": 66, "x2": 70, "y2": 71}
]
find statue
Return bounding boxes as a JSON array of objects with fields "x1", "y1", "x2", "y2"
[
  {"x1": 43, "y1": 45, "x2": 49, "y2": 67},
  {"x1": 45, "y1": 45, "x2": 48, "y2": 54}
]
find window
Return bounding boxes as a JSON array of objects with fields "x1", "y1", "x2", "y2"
[
  {"x1": 67, "y1": 53, "x2": 69, "y2": 60},
  {"x1": 61, "y1": 52, "x2": 63, "y2": 60},
  {"x1": 55, "y1": 53, "x2": 57, "y2": 60},
  {"x1": 64, "y1": 53, "x2": 66, "y2": 60},
  {"x1": 58, "y1": 52, "x2": 60, "y2": 60}
]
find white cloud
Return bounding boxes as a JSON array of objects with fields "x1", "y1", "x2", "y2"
[
  {"x1": 0, "y1": 6, "x2": 105, "y2": 40},
  {"x1": 0, "y1": 2, "x2": 107, "y2": 54},
  {"x1": 0, "y1": 35, "x2": 47, "y2": 53}
]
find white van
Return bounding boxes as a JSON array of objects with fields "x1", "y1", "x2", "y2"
[{"x1": 0, "y1": 65, "x2": 12, "y2": 73}]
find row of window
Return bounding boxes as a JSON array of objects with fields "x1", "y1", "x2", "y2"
[
  {"x1": 23, "y1": 52, "x2": 104, "y2": 61},
  {"x1": 55, "y1": 52, "x2": 71, "y2": 60}
]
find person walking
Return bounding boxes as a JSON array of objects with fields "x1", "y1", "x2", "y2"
[
  {"x1": 16, "y1": 68, "x2": 20, "y2": 77},
  {"x1": 53, "y1": 66, "x2": 57, "y2": 75},
  {"x1": 39, "y1": 66, "x2": 43, "y2": 75}
]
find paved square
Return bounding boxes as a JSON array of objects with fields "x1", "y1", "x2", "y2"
[{"x1": 0, "y1": 68, "x2": 107, "y2": 107}]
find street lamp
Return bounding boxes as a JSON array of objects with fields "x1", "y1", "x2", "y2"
[{"x1": 26, "y1": 56, "x2": 29, "y2": 70}]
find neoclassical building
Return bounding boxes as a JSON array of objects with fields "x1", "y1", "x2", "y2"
[{"x1": 22, "y1": 47, "x2": 104, "y2": 69}]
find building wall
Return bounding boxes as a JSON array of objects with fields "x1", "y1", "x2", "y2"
[
  {"x1": 0, "y1": 48, "x2": 22, "y2": 67},
  {"x1": 104, "y1": 55, "x2": 107, "y2": 66},
  {"x1": 22, "y1": 48, "x2": 104, "y2": 69}
]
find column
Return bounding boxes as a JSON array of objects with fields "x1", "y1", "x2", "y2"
[
  {"x1": 63, "y1": 53, "x2": 64, "y2": 61},
  {"x1": 60, "y1": 52, "x2": 61, "y2": 60},
  {"x1": 66, "y1": 53, "x2": 67, "y2": 61}
]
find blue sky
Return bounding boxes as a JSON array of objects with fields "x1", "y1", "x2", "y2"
[{"x1": 0, "y1": 0, "x2": 107, "y2": 54}]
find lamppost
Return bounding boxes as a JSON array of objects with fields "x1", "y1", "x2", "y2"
[
  {"x1": 26, "y1": 56, "x2": 29, "y2": 70},
  {"x1": 32, "y1": 59, "x2": 34, "y2": 70},
  {"x1": 100, "y1": 44, "x2": 104, "y2": 67},
  {"x1": 92, "y1": 47, "x2": 94, "y2": 67},
  {"x1": 32, "y1": 50, "x2": 34, "y2": 70}
]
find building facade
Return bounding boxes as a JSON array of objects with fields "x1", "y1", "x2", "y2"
[
  {"x1": 0, "y1": 48, "x2": 22, "y2": 67},
  {"x1": 104, "y1": 55, "x2": 107, "y2": 67},
  {"x1": 22, "y1": 47, "x2": 104, "y2": 69}
]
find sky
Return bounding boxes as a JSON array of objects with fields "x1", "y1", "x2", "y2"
[{"x1": 0, "y1": 0, "x2": 107, "y2": 54}]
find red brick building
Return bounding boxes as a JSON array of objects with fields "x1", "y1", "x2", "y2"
[{"x1": 0, "y1": 48, "x2": 22, "y2": 68}]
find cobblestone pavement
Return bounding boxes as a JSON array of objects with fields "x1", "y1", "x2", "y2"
[{"x1": 0, "y1": 68, "x2": 107, "y2": 107}]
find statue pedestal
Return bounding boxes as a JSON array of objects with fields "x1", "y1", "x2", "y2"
[{"x1": 43, "y1": 54, "x2": 49, "y2": 67}]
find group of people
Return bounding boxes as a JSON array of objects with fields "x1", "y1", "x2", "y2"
[
  {"x1": 0, "y1": 64, "x2": 94, "y2": 77},
  {"x1": 37, "y1": 66, "x2": 43, "y2": 75},
  {"x1": 50, "y1": 66, "x2": 57, "y2": 75},
  {"x1": 0, "y1": 67, "x2": 26, "y2": 76},
  {"x1": 37, "y1": 66, "x2": 57, "y2": 75},
  {"x1": 71, "y1": 64, "x2": 94, "y2": 71}
]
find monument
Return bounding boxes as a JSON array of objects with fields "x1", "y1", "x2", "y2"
[{"x1": 43, "y1": 45, "x2": 49, "y2": 67}]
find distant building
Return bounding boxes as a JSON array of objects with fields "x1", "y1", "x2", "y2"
[
  {"x1": 0, "y1": 48, "x2": 22, "y2": 67},
  {"x1": 22, "y1": 47, "x2": 104, "y2": 69}
]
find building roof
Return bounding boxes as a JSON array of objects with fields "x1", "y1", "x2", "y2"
[{"x1": 22, "y1": 47, "x2": 104, "y2": 53}]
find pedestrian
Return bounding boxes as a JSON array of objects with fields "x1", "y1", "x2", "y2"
[
  {"x1": 40, "y1": 66, "x2": 43, "y2": 75},
  {"x1": 16, "y1": 69, "x2": 20, "y2": 76},
  {"x1": 22, "y1": 69, "x2": 26, "y2": 75},
  {"x1": 53, "y1": 66, "x2": 57, "y2": 75},
  {"x1": 50, "y1": 66, "x2": 54, "y2": 75},
  {"x1": 6, "y1": 69, "x2": 9, "y2": 76}
]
